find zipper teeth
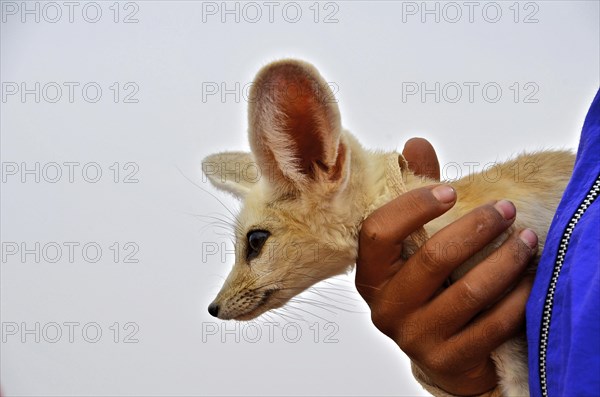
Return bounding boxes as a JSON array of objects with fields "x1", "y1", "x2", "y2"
[{"x1": 539, "y1": 173, "x2": 600, "y2": 397}]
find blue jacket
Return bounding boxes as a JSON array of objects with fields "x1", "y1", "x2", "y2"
[{"x1": 527, "y1": 89, "x2": 600, "y2": 397}]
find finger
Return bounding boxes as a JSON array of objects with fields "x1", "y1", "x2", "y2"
[
  {"x1": 439, "y1": 274, "x2": 534, "y2": 367},
  {"x1": 356, "y1": 184, "x2": 457, "y2": 297},
  {"x1": 432, "y1": 229, "x2": 538, "y2": 336},
  {"x1": 381, "y1": 200, "x2": 517, "y2": 308},
  {"x1": 403, "y1": 138, "x2": 441, "y2": 181}
]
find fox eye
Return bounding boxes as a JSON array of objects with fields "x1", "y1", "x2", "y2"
[{"x1": 246, "y1": 230, "x2": 270, "y2": 261}]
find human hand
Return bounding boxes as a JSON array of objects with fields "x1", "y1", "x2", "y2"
[{"x1": 355, "y1": 139, "x2": 537, "y2": 396}]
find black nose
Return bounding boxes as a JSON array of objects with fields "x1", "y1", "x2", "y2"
[{"x1": 208, "y1": 303, "x2": 220, "y2": 317}]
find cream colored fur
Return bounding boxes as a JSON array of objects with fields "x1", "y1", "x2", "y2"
[{"x1": 202, "y1": 59, "x2": 575, "y2": 397}]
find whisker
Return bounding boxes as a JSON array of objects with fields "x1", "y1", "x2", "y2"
[
  {"x1": 290, "y1": 296, "x2": 360, "y2": 315},
  {"x1": 176, "y1": 166, "x2": 239, "y2": 220},
  {"x1": 288, "y1": 298, "x2": 338, "y2": 315},
  {"x1": 275, "y1": 300, "x2": 332, "y2": 322},
  {"x1": 307, "y1": 287, "x2": 363, "y2": 304},
  {"x1": 271, "y1": 308, "x2": 303, "y2": 323}
]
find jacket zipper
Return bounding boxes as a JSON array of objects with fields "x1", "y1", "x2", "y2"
[{"x1": 539, "y1": 173, "x2": 600, "y2": 397}]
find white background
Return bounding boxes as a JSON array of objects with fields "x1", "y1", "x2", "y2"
[{"x1": 1, "y1": 1, "x2": 598, "y2": 396}]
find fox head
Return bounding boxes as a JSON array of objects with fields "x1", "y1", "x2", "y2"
[{"x1": 202, "y1": 60, "x2": 362, "y2": 320}]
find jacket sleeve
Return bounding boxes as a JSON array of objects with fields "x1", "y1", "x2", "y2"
[{"x1": 525, "y1": 88, "x2": 600, "y2": 397}]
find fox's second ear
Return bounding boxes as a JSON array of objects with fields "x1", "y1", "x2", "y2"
[
  {"x1": 202, "y1": 151, "x2": 259, "y2": 199},
  {"x1": 247, "y1": 59, "x2": 348, "y2": 194}
]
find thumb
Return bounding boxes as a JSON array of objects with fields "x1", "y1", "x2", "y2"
[{"x1": 402, "y1": 138, "x2": 440, "y2": 181}]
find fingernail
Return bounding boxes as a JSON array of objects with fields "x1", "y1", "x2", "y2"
[
  {"x1": 519, "y1": 229, "x2": 538, "y2": 249},
  {"x1": 494, "y1": 199, "x2": 516, "y2": 220},
  {"x1": 432, "y1": 185, "x2": 456, "y2": 203}
]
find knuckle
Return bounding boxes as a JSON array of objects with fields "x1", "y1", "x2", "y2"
[
  {"x1": 369, "y1": 300, "x2": 408, "y2": 341},
  {"x1": 360, "y1": 217, "x2": 383, "y2": 244},
  {"x1": 455, "y1": 280, "x2": 483, "y2": 310},
  {"x1": 403, "y1": 190, "x2": 431, "y2": 214},
  {"x1": 421, "y1": 350, "x2": 454, "y2": 374},
  {"x1": 398, "y1": 327, "x2": 422, "y2": 355},
  {"x1": 512, "y1": 236, "x2": 536, "y2": 265},
  {"x1": 415, "y1": 243, "x2": 442, "y2": 275},
  {"x1": 479, "y1": 320, "x2": 510, "y2": 344},
  {"x1": 355, "y1": 283, "x2": 376, "y2": 303},
  {"x1": 473, "y1": 205, "x2": 504, "y2": 231},
  {"x1": 369, "y1": 304, "x2": 394, "y2": 335}
]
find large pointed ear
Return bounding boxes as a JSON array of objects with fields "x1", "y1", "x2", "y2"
[
  {"x1": 247, "y1": 59, "x2": 350, "y2": 194},
  {"x1": 202, "y1": 151, "x2": 259, "y2": 199}
]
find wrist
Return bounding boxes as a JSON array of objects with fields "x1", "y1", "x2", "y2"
[{"x1": 410, "y1": 361, "x2": 503, "y2": 397}]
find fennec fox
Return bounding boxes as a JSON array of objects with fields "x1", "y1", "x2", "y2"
[{"x1": 202, "y1": 59, "x2": 574, "y2": 396}]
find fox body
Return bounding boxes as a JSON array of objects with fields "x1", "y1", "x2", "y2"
[{"x1": 202, "y1": 59, "x2": 574, "y2": 396}]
